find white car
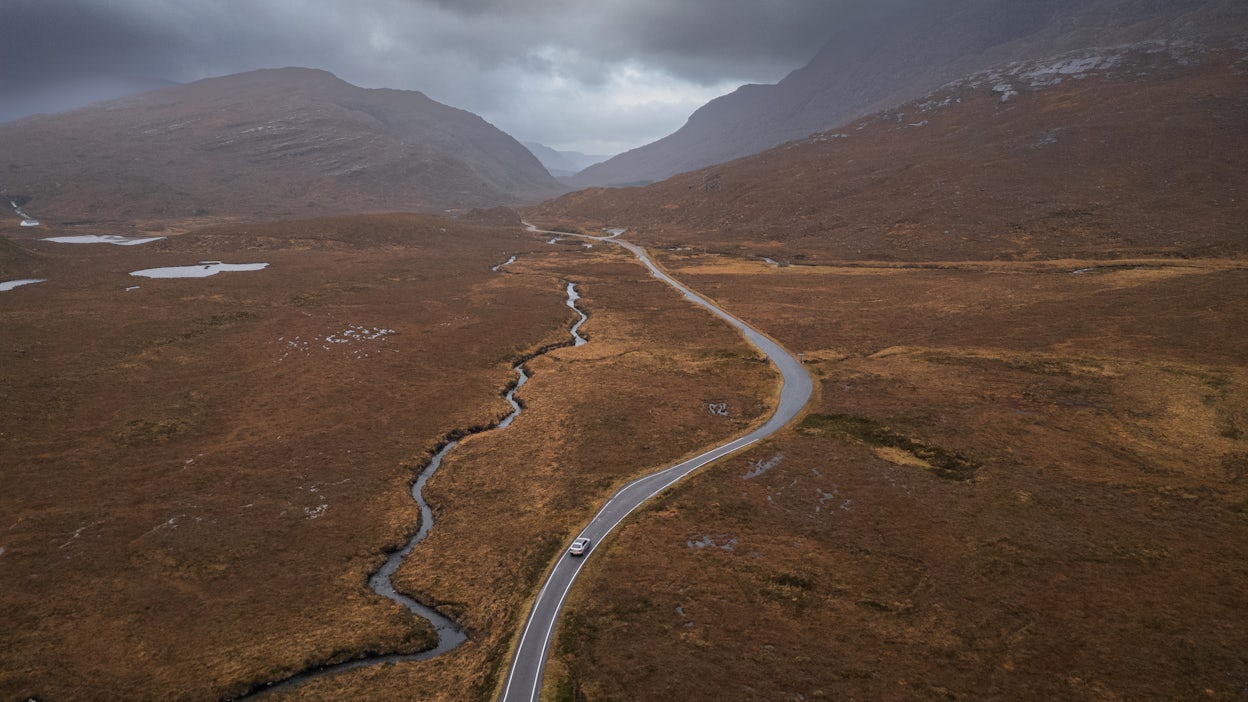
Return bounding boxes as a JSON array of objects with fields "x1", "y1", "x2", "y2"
[{"x1": 568, "y1": 537, "x2": 591, "y2": 557}]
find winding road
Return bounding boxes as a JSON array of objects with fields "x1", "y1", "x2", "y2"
[{"x1": 500, "y1": 225, "x2": 814, "y2": 702}]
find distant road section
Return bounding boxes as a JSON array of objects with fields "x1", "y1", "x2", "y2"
[{"x1": 501, "y1": 224, "x2": 814, "y2": 702}]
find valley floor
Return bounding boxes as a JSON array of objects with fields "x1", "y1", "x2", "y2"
[
  {"x1": 549, "y1": 251, "x2": 1248, "y2": 700},
  {"x1": 3, "y1": 214, "x2": 1245, "y2": 700}
]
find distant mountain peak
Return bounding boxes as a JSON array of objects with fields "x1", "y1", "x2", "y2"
[
  {"x1": 570, "y1": 0, "x2": 1247, "y2": 188},
  {"x1": 523, "y1": 141, "x2": 612, "y2": 178},
  {"x1": 0, "y1": 68, "x2": 564, "y2": 220},
  {"x1": 531, "y1": 38, "x2": 1248, "y2": 262}
]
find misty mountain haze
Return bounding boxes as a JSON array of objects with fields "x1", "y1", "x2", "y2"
[
  {"x1": 522, "y1": 142, "x2": 613, "y2": 178},
  {"x1": 0, "y1": 75, "x2": 180, "y2": 124},
  {"x1": 571, "y1": 0, "x2": 1248, "y2": 187}
]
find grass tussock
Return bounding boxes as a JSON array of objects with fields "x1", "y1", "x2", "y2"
[{"x1": 799, "y1": 413, "x2": 980, "y2": 481}]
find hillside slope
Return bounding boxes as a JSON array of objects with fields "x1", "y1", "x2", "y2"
[
  {"x1": 531, "y1": 41, "x2": 1248, "y2": 261},
  {"x1": 0, "y1": 68, "x2": 564, "y2": 221},
  {"x1": 570, "y1": 0, "x2": 1247, "y2": 188}
]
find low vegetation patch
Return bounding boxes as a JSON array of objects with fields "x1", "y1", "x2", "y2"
[
  {"x1": 798, "y1": 413, "x2": 979, "y2": 481},
  {"x1": 114, "y1": 417, "x2": 190, "y2": 446}
]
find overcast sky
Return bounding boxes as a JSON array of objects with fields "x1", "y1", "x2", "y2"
[{"x1": 1, "y1": 0, "x2": 871, "y2": 154}]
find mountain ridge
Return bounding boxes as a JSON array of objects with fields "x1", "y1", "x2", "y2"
[
  {"x1": 522, "y1": 142, "x2": 611, "y2": 178},
  {"x1": 569, "y1": 0, "x2": 1247, "y2": 188},
  {"x1": 0, "y1": 67, "x2": 564, "y2": 222},
  {"x1": 530, "y1": 40, "x2": 1248, "y2": 261}
]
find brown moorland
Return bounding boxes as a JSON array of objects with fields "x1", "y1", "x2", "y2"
[
  {"x1": 244, "y1": 237, "x2": 779, "y2": 701},
  {"x1": 523, "y1": 40, "x2": 1248, "y2": 702},
  {"x1": 0, "y1": 214, "x2": 777, "y2": 700},
  {"x1": 0, "y1": 214, "x2": 562, "y2": 699},
  {"x1": 551, "y1": 254, "x2": 1248, "y2": 700},
  {"x1": 530, "y1": 43, "x2": 1248, "y2": 263},
  {"x1": 3, "y1": 35, "x2": 1245, "y2": 702}
]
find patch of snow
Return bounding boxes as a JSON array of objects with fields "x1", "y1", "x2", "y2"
[
  {"x1": 0, "y1": 279, "x2": 46, "y2": 292},
  {"x1": 130, "y1": 262, "x2": 269, "y2": 279},
  {"x1": 949, "y1": 41, "x2": 1220, "y2": 107},
  {"x1": 144, "y1": 516, "x2": 182, "y2": 536},
  {"x1": 687, "y1": 534, "x2": 739, "y2": 551},
  {"x1": 918, "y1": 95, "x2": 960, "y2": 113},
  {"x1": 325, "y1": 325, "x2": 396, "y2": 344},
  {"x1": 491, "y1": 255, "x2": 517, "y2": 272},
  {"x1": 1022, "y1": 53, "x2": 1125, "y2": 88},
  {"x1": 814, "y1": 488, "x2": 837, "y2": 514},
  {"x1": 301, "y1": 484, "x2": 330, "y2": 520},
  {"x1": 547, "y1": 237, "x2": 563, "y2": 244},
  {"x1": 278, "y1": 325, "x2": 398, "y2": 361},
  {"x1": 240, "y1": 122, "x2": 292, "y2": 136},
  {"x1": 743, "y1": 454, "x2": 784, "y2": 480},
  {"x1": 43, "y1": 235, "x2": 166, "y2": 246},
  {"x1": 59, "y1": 526, "x2": 87, "y2": 549},
  {"x1": 1032, "y1": 129, "x2": 1060, "y2": 149},
  {"x1": 10, "y1": 201, "x2": 38, "y2": 226},
  {"x1": 806, "y1": 133, "x2": 849, "y2": 144},
  {"x1": 126, "y1": 286, "x2": 141, "y2": 292}
]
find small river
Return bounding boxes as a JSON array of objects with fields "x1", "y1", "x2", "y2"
[{"x1": 231, "y1": 281, "x2": 589, "y2": 699}]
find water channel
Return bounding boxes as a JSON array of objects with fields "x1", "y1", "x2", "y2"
[{"x1": 231, "y1": 280, "x2": 589, "y2": 699}]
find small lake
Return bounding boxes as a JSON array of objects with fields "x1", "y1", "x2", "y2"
[
  {"x1": 43, "y1": 235, "x2": 167, "y2": 246},
  {"x1": 130, "y1": 262, "x2": 269, "y2": 279},
  {"x1": 0, "y1": 279, "x2": 46, "y2": 292}
]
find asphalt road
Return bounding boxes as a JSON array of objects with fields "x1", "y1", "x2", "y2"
[{"x1": 499, "y1": 225, "x2": 813, "y2": 702}]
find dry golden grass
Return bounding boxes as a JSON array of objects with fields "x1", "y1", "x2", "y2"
[
  {"x1": 258, "y1": 240, "x2": 778, "y2": 701},
  {"x1": 0, "y1": 217, "x2": 778, "y2": 700},
  {"x1": 550, "y1": 252, "x2": 1248, "y2": 700},
  {"x1": 1, "y1": 214, "x2": 562, "y2": 698},
  {"x1": 519, "y1": 44, "x2": 1248, "y2": 702}
]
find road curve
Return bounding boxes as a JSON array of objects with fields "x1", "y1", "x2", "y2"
[{"x1": 500, "y1": 224, "x2": 814, "y2": 702}]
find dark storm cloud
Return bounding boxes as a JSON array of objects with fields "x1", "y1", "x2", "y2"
[
  {"x1": 418, "y1": 0, "x2": 884, "y2": 82},
  {"x1": 0, "y1": 0, "x2": 916, "y2": 151},
  {"x1": 585, "y1": 0, "x2": 877, "y2": 81},
  {"x1": 0, "y1": 0, "x2": 181, "y2": 92}
]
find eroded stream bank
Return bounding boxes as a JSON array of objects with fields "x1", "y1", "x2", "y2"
[{"x1": 229, "y1": 280, "x2": 589, "y2": 700}]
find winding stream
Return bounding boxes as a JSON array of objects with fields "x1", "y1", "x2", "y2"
[
  {"x1": 565, "y1": 282, "x2": 588, "y2": 347},
  {"x1": 231, "y1": 282, "x2": 589, "y2": 699}
]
